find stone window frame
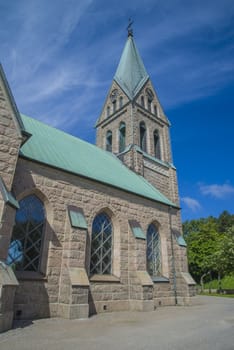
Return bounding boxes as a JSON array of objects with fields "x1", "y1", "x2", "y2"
[
  {"x1": 12, "y1": 188, "x2": 52, "y2": 280},
  {"x1": 89, "y1": 207, "x2": 120, "y2": 279}
]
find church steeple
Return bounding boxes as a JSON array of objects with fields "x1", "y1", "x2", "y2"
[{"x1": 114, "y1": 34, "x2": 149, "y2": 100}]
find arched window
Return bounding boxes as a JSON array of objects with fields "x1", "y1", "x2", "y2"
[
  {"x1": 146, "y1": 223, "x2": 161, "y2": 277},
  {"x1": 119, "y1": 96, "x2": 123, "y2": 108},
  {"x1": 106, "y1": 130, "x2": 112, "y2": 152},
  {"x1": 119, "y1": 122, "x2": 126, "y2": 153},
  {"x1": 141, "y1": 96, "x2": 145, "y2": 108},
  {"x1": 154, "y1": 129, "x2": 161, "y2": 159},
  {"x1": 7, "y1": 195, "x2": 45, "y2": 272},
  {"x1": 140, "y1": 121, "x2": 147, "y2": 152},
  {"x1": 107, "y1": 106, "x2": 110, "y2": 118},
  {"x1": 90, "y1": 212, "x2": 113, "y2": 275},
  {"x1": 154, "y1": 105, "x2": 158, "y2": 117}
]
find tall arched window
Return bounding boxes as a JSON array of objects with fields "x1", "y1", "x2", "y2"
[
  {"x1": 7, "y1": 195, "x2": 45, "y2": 272},
  {"x1": 154, "y1": 105, "x2": 158, "y2": 117},
  {"x1": 146, "y1": 223, "x2": 161, "y2": 277},
  {"x1": 140, "y1": 121, "x2": 147, "y2": 152},
  {"x1": 154, "y1": 129, "x2": 161, "y2": 159},
  {"x1": 106, "y1": 130, "x2": 112, "y2": 152},
  {"x1": 119, "y1": 96, "x2": 123, "y2": 108},
  {"x1": 119, "y1": 122, "x2": 126, "y2": 153},
  {"x1": 90, "y1": 212, "x2": 113, "y2": 275},
  {"x1": 141, "y1": 96, "x2": 145, "y2": 108}
]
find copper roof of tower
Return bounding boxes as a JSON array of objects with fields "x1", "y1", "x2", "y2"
[{"x1": 114, "y1": 34, "x2": 149, "y2": 100}]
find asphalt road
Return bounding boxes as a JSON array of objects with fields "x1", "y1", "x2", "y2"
[{"x1": 0, "y1": 296, "x2": 233, "y2": 350}]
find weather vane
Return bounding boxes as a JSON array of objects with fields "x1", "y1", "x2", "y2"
[{"x1": 127, "y1": 18, "x2": 134, "y2": 37}]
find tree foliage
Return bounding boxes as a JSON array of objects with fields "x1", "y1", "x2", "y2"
[{"x1": 183, "y1": 211, "x2": 234, "y2": 284}]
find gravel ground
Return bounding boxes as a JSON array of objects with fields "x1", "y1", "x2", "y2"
[{"x1": 0, "y1": 296, "x2": 233, "y2": 350}]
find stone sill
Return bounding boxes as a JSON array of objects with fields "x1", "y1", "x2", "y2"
[
  {"x1": 90, "y1": 274, "x2": 120, "y2": 283},
  {"x1": 15, "y1": 271, "x2": 47, "y2": 281},
  {"x1": 152, "y1": 276, "x2": 170, "y2": 283}
]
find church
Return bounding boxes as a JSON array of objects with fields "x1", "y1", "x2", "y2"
[{"x1": 0, "y1": 28, "x2": 195, "y2": 332}]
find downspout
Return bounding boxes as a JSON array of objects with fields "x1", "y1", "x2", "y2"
[{"x1": 169, "y1": 206, "x2": 177, "y2": 305}]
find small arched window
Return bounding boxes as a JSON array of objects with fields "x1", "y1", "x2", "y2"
[
  {"x1": 154, "y1": 105, "x2": 158, "y2": 117},
  {"x1": 147, "y1": 99, "x2": 151, "y2": 112},
  {"x1": 107, "y1": 106, "x2": 110, "y2": 118},
  {"x1": 113, "y1": 100, "x2": 116, "y2": 113},
  {"x1": 106, "y1": 130, "x2": 112, "y2": 152},
  {"x1": 146, "y1": 223, "x2": 161, "y2": 277},
  {"x1": 141, "y1": 96, "x2": 145, "y2": 108},
  {"x1": 119, "y1": 122, "x2": 126, "y2": 153},
  {"x1": 119, "y1": 96, "x2": 123, "y2": 108},
  {"x1": 154, "y1": 130, "x2": 161, "y2": 159},
  {"x1": 7, "y1": 195, "x2": 45, "y2": 272},
  {"x1": 140, "y1": 121, "x2": 147, "y2": 152},
  {"x1": 90, "y1": 212, "x2": 113, "y2": 275}
]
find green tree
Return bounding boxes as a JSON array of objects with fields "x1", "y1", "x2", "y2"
[
  {"x1": 184, "y1": 213, "x2": 234, "y2": 287},
  {"x1": 185, "y1": 219, "x2": 220, "y2": 283}
]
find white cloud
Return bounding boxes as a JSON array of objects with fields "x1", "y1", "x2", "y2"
[
  {"x1": 1, "y1": 0, "x2": 234, "y2": 136},
  {"x1": 199, "y1": 184, "x2": 234, "y2": 199},
  {"x1": 181, "y1": 197, "x2": 201, "y2": 212}
]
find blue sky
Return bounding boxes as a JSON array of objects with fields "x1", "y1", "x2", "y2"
[{"x1": 0, "y1": 0, "x2": 234, "y2": 221}]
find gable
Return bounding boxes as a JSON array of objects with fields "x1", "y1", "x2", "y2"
[{"x1": 0, "y1": 64, "x2": 29, "y2": 142}]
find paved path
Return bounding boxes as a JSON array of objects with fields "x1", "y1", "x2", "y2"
[{"x1": 1, "y1": 296, "x2": 233, "y2": 350}]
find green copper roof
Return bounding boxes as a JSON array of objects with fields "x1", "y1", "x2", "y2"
[
  {"x1": 0, "y1": 177, "x2": 19, "y2": 209},
  {"x1": 129, "y1": 220, "x2": 146, "y2": 240},
  {"x1": 20, "y1": 114, "x2": 177, "y2": 208},
  {"x1": 114, "y1": 36, "x2": 149, "y2": 100},
  {"x1": 68, "y1": 207, "x2": 88, "y2": 229}
]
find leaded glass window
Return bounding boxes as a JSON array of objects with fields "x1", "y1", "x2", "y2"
[
  {"x1": 7, "y1": 195, "x2": 45, "y2": 272},
  {"x1": 90, "y1": 213, "x2": 112, "y2": 275},
  {"x1": 140, "y1": 121, "x2": 147, "y2": 152},
  {"x1": 119, "y1": 122, "x2": 126, "y2": 153},
  {"x1": 146, "y1": 223, "x2": 161, "y2": 277},
  {"x1": 106, "y1": 130, "x2": 112, "y2": 152},
  {"x1": 154, "y1": 129, "x2": 161, "y2": 159}
]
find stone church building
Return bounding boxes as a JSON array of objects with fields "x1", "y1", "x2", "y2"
[{"x1": 0, "y1": 30, "x2": 195, "y2": 331}]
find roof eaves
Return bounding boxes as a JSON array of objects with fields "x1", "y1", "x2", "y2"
[{"x1": 19, "y1": 151, "x2": 178, "y2": 209}]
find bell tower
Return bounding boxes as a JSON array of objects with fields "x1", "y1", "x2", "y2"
[{"x1": 95, "y1": 27, "x2": 179, "y2": 205}]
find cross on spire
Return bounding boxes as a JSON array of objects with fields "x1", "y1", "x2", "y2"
[{"x1": 127, "y1": 18, "x2": 134, "y2": 37}]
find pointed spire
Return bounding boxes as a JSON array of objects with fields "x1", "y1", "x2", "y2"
[{"x1": 114, "y1": 29, "x2": 149, "y2": 100}]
